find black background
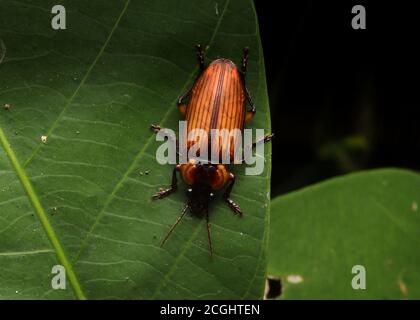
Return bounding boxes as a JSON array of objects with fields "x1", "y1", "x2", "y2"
[
  {"x1": 1, "y1": 300, "x2": 418, "y2": 317},
  {"x1": 254, "y1": 0, "x2": 419, "y2": 197}
]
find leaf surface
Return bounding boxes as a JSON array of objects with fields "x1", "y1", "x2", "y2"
[
  {"x1": 0, "y1": 0, "x2": 271, "y2": 299},
  {"x1": 269, "y1": 169, "x2": 420, "y2": 299}
]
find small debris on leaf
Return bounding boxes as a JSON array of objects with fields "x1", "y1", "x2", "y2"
[
  {"x1": 287, "y1": 274, "x2": 304, "y2": 284},
  {"x1": 139, "y1": 170, "x2": 149, "y2": 176}
]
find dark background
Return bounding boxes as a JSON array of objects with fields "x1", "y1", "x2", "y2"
[{"x1": 254, "y1": 0, "x2": 420, "y2": 197}]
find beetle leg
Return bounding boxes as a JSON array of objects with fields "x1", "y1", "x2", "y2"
[
  {"x1": 196, "y1": 44, "x2": 205, "y2": 71},
  {"x1": 223, "y1": 173, "x2": 242, "y2": 215},
  {"x1": 178, "y1": 45, "x2": 204, "y2": 113},
  {"x1": 153, "y1": 165, "x2": 180, "y2": 200},
  {"x1": 240, "y1": 47, "x2": 256, "y2": 123},
  {"x1": 177, "y1": 44, "x2": 206, "y2": 114},
  {"x1": 245, "y1": 87, "x2": 256, "y2": 123},
  {"x1": 177, "y1": 89, "x2": 191, "y2": 115}
]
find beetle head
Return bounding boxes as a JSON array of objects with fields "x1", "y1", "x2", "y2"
[{"x1": 186, "y1": 164, "x2": 216, "y2": 216}]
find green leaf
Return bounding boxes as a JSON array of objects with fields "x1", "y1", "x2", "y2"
[
  {"x1": 0, "y1": 0, "x2": 271, "y2": 299},
  {"x1": 268, "y1": 168, "x2": 420, "y2": 299}
]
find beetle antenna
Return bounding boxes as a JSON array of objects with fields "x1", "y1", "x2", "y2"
[
  {"x1": 160, "y1": 204, "x2": 189, "y2": 248},
  {"x1": 206, "y1": 211, "x2": 213, "y2": 257}
]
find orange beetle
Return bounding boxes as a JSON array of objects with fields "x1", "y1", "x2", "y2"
[{"x1": 151, "y1": 45, "x2": 272, "y2": 255}]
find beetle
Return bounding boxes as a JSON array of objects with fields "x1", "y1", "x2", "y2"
[{"x1": 151, "y1": 45, "x2": 272, "y2": 255}]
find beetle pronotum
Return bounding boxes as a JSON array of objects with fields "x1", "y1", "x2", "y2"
[{"x1": 152, "y1": 45, "x2": 272, "y2": 256}]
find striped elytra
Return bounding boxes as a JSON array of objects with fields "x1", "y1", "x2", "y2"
[{"x1": 184, "y1": 58, "x2": 246, "y2": 162}]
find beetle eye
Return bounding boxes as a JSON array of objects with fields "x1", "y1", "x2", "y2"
[
  {"x1": 188, "y1": 188, "x2": 192, "y2": 193},
  {"x1": 210, "y1": 192, "x2": 214, "y2": 197}
]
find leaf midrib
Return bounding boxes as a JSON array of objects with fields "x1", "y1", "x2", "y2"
[{"x1": 0, "y1": 126, "x2": 86, "y2": 299}]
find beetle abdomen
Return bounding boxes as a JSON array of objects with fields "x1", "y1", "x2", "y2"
[{"x1": 186, "y1": 59, "x2": 246, "y2": 161}]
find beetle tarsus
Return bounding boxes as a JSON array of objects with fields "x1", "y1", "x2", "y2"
[
  {"x1": 241, "y1": 47, "x2": 249, "y2": 76},
  {"x1": 246, "y1": 87, "x2": 255, "y2": 112},
  {"x1": 223, "y1": 173, "x2": 242, "y2": 215},
  {"x1": 196, "y1": 44, "x2": 205, "y2": 70},
  {"x1": 240, "y1": 133, "x2": 274, "y2": 164},
  {"x1": 225, "y1": 198, "x2": 243, "y2": 216},
  {"x1": 264, "y1": 133, "x2": 274, "y2": 143},
  {"x1": 150, "y1": 124, "x2": 181, "y2": 155},
  {"x1": 152, "y1": 187, "x2": 175, "y2": 200},
  {"x1": 150, "y1": 124, "x2": 161, "y2": 133},
  {"x1": 153, "y1": 166, "x2": 179, "y2": 200},
  {"x1": 252, "y1": 133, "x2": 274, "y2": 148}
]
